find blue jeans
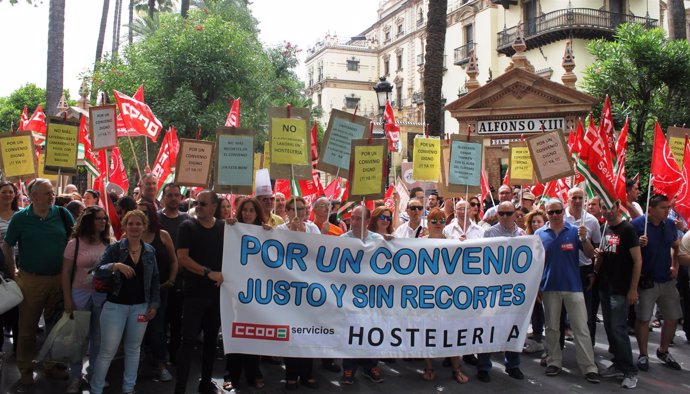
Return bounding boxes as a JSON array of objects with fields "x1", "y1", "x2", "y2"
[
  {"x1": 68, "y1": 289, "x2": 106, "y2": 379},
  {"x1": 90, "y1": 301, "x2": 149, "y2": 394},
  {"x1": 600, "y1": 289, "x2": 637, "y2": 374},
  {"x1": 477, "y1": 351, "x2": 520, "y2": 372}
]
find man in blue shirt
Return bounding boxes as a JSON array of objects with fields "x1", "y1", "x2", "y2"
[
  {"x1": 630, "y1": 194, "x2": 682, "y2": 371},
  {"x1": 535, "y1": 198, "x2": 600, "y2": 384}
]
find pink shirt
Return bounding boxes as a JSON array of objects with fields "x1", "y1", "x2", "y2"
[{"x1": 63, "y1": 238, "x2": 108, "y2": 291}]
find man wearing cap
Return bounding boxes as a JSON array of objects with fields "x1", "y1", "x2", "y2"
[{"x1": 520, "y1": 191, "x2": 536, "y2": 212}]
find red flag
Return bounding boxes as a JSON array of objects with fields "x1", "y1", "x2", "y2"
[
  {"x1": 100, "y1": 180, "x2": 122, "y2": 239},
  {"x1": 151, "y1": 127, "x2": 179, "y2": 192},
  {"x1": 502, "y1": 168, "x2": 510, "y2": 186},
  {"x1": 310, "y1": 122, "x2": 319, "y2": 165},
  {"x1": 18, "y1": 105, "x2": 29, "y2": 131},
  {"x1": 116, "y1": 86, "x2": 145, "y2": 137},
  {"x1": 323, "y1": 177, "x2": 342, "y2": 201},
  {"x1": 225, "y1": 98, "x2": 241, "y2": 127},
  {"x1": 383, "y1": 185, "x2": 395, "y2": 211},
  {"x1": 78, "y1": 115, "x2": 101, "y2": 176},
  {"x1": 113, "y1": 89, "x2": 162, "y2": 142},
  {"x1": 576, "y1": 118, "x2": 617, "y2": 208},
  {"x1": 93, "y1": 147, "x2": 130, "y2": 193},
  {"x1": 480, "y1": 169, "x2": 491, "y2": 203},
  {"x1": 297, "y1": 170, "x2": 324, "y2": 197},
  {"x1": 613, "y1": 117, "x2": 629, "y2": 203},
  {"x1": 650, "y1": 121, "x2": 682, "y2": 197},
  {"x1": 599, "y1": 95, "x2": 617, "y2": 160},
  {"x1": 567, "y1": 128, "x2": 575, "y2": 155},
  {"x1": 383, "y1": 100, "x2": 401, "y2": 152},
  {"x1": 24, "y1": 105, "x2": 46, "y2": 144},
  {"x1": 274, "y1": 179, "x2": 291, "y2": 199},
  {"x1": 674, "y1": 137, "x2": 690, "y2": 223}
]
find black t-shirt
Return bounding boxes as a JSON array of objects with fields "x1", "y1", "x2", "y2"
[
  {"x1": 108, "y1": 253, "x2": 146, "y2": 305},
  {"x1": 177, "y1": 218, "x2": 224, "y2": 298},
  {"x1": 151, "y1": 232, "x2": 170, "y2": 284},
  {"x1": 599, "y1": 220, "x2": 640, "y2": 295},
  {"x1": 158, "y1": 211, "x2": 189, "y2": 249}
]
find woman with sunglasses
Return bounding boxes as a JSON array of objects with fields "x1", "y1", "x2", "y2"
[
  {"x1": 276, "y1": 196, "x2": 320, "y2": 390},
  {"x1": 469, "y1": 196, "x2": 491, "y2": 230},
  {"x1": 368, "y1": 206, "x2": 395, "y2": 240},
  {"x1": 224, "y1": 197, "x2": 268, "y2": 391},
  {"x1": 61, "y1": 206, "x2": 113, "y2": 393},
  {"x1": 420, "y1": 208, "x2": 469, "y2": 384},
  {"x1": 83, "y1": 189, "x2": 101, "y2": 207},
  {"x1": 137, "y1": 201, "x2": 178, "y2": 382}
]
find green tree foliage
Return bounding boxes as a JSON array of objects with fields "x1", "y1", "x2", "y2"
[
  {"x1": 582, "y1": 23, "x2": 690, "y2": 198},
  {"x1": 0, "y1": 84, "x2": 46, "y2": 132}
]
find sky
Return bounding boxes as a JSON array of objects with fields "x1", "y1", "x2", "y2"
[{"x1": 0, "y1": 0, "x2": 380, "y2": 99}]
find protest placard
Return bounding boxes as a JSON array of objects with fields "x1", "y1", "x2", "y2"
[
  {"x1": 412, "y1": 136, "x2": 441, "y2": 182},
  {"x1": 220, "y1": 224, "x2": 544, "y2": 358},
  {"x1": 508, "y1": 141, "x2": 534, "y2": 184},
  {"x1": 526, "y1": 130, "x2": 574, "y2": 183},
  {"x1": 0, "y1": 133, "x2": 36, "y2": 179},
  {"x1": 316, "y1": 109, "x2": 371, "y2": 178},
  {"x1": 89, "y1": 105, "x2": 117, "y2": 150},
  {"x1": 37, "y1": 151, "x2": 58, "y2": 181},
  {"x1": 667, "y1": 126, "x2": 690, "y2": 169},
  {"x1": 44, "y1": 117, "x2": 79, "y2": 174},
  {"x1": 174, "y1": 139, "x2": 215, "y2": 187},
  {"x1": 445, "y1": 135, "x2": 482, "y2": 196},
  {"x1": 347, "y1": 139, "x2": 388, "y2": 201},
  {"x1": 214, "y1": 127, "x2": 255, "y2": 194},
  {"x1": 268, "y1": 107, "x2": 311, "y2": 180}
]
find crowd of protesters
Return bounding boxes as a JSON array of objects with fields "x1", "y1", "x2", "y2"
[{"x1": 0, "y1": 174, "x2": 689, "y2": 393}]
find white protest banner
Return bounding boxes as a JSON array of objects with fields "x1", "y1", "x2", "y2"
[{"x1": 221, "y1": 224, "x2": 545, "y2": 358}]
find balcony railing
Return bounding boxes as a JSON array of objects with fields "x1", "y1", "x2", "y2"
[
  {"x1": 417, "y1": 54, "x2": 425, "y2": 66},
  {"x1": 417, "y1": 18, "x2": 424, "y2": 26},
  {"x1": 496, "y1": 8, "x2": 658, "y2": 55},
  {"x1": 412, "y1": 91, "x2": 424, "y2": 104},
  {"x1": 453, "y1": 42, "x2": 475, "y2": 66}
]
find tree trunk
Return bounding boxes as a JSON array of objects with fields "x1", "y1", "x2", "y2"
[
  {"x1": 111, "y1": 0, "x2": 122, "y2": 56},
  {"x1": 148, "y1": 0, "x2": 155, "y2": 19},
  {"x1": 181, "y1": 0, "x2": 189, "y2": 18},
  {"x1": 128, "y1": 0, "x2": 134, "y2": 44},
  {"x1": 668, "y1": 0, "x2": 687, "y2": 40},
  {"x1": 94, "y1": 0, "x2": 110, "y2": 64},
  {"x1": 423, "y1": 0, "x2": 447, "y2": 136},
  {"x1": 46, "y1": 0, "x2": 65, "y2": 116}
]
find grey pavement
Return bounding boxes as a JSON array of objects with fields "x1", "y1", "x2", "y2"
[{"x1": 2, "y1": 319, "x2": 690, "y2": 394}]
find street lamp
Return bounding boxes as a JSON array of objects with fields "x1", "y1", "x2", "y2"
[{"x1": 373, "y1": 76, "x2": 393, "y2": 112}]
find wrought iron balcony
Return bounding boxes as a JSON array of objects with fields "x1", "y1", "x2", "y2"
[
  {"x1": 496, "y1": 8, "x2": 658, "y2": 56},
  {"x1": 412, "y1": 91, "x2": 424, "y2": 104},
  {"x1": 453, "y1": 42, "x2": 475, "y2": 66}
]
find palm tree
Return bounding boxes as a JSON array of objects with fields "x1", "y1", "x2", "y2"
[
  {"x1": 129, "y1": 13, "x2": 161, "y2": 40},
  {"x1": 181, "y1": 0, "x2": 189, "y2": 17},
  {"x1": 46, "y1": 0, "x2": 65, "y2": 116},
  {"x1": 112, "y1": 0, "x2": 122, "y2": 56},
  {"x1": 423, "y1": 0, "x2": 447, "y2": 136},
  {"x1": 668, "y1": 0, "x2": 687, "y2": 40},
  {"x1": 128, "y1": 0, "x2": 134, "y2": 43},
  {"x1": 95, "y1": 0, "x2": 110, "y2": 64}
]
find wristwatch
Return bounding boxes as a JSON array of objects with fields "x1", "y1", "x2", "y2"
[{"x1": 202, "y1": 267, "x2": 211, "y2": 278}]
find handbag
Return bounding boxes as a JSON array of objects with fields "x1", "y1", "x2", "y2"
[
  {"x1": 38, "y1": 311, "x2": 91, "y2": 364},
  {"x1": 91, "y1": 267, "x2": 118, "y2": 293},
  {"x1": 0, "y1": 272, "x2": 24, "y2": 314}
]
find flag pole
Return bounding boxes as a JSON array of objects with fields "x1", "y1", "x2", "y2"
[
  {"x1": 144, "y1": 137, "x2": 150, "y2": 169},
  {"x1": 644, "y1": 174, "x2": 653, "y2": 234},
  {"x1": 361, "y1": 197, "x2": 365, "y2": 241},
  {"x1": 56, "y1": 168, "x2": 62, "y2": 195},
  {"x1": 464, "y1": 184, "x2": 469, "y2": 230},
  {"x1": 325, "y1": 168, "x2": 340, "y2": 222},
  {"x1": 290, "y1": 164, "x2": 297, "y2": 220},
  {"x1": 126, "y1": 134, "x2": 142, "y2": 179}
]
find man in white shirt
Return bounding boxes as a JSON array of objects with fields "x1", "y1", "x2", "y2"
[
  {"x1": 443, "y1": 200, "x2": 484, "y2": 240},
  {"x1": 393, "y1": 200, "x2": 426, "y2": 238}
]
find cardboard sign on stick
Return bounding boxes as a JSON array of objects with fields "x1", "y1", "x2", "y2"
[
  {"x1": 44, "y1": 117, "x2": 79, "y2": 174},
  {"x1": 214, "y1": 127, "x2": 256, "y2": 194},
  {"x1": 268, "y1": 107, "x2": 311, "y2": 180},
  {"x1": 667, "y1": 126, "x2": 690, "y2": 169},
  {"x1": 317, "y1": 109, "x2": 372, "y2": 177},
  {"x1": 508, "y1": 141, "x2": 535, "y2": 184},
  {"x1": 526, "y1": 130, "x2": 574, "y2": 183},
  {"x1": 0, "y1": 133, "x2": 36, "y2": 179},
  {"x1": 37, "y1": 151, "x2": 58, "y2": 181},
  {"x1": 412, "y1": 136, "x2": 441, "y2": 182},
  {"x1": 174, "y1": 139, "x2": 215, "y2": 187},
  {"x1": 347, "y1": 139, "x2": 388, "y2": 201},
  {"x1": 445, "y1": 136, "x2": 482, "y2": 196},
  {"x1": 89, "y1": 105, "x2": 118, "y2": 150}
]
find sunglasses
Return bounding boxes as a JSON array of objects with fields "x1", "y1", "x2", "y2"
[
  {"x1": 198, "y1": 201, "x2": 212, "y2": 207},
  {"x1": 429, "y1": 219, "x2": 444, "y2": 225},
  {"x1": 497, "y1": 211, "x2": 514, "y2": 217},
  {"x1": 408, "y1": 206, "x2": 423, "y2": 211},
  {"x1": 547, "y1": 209, "x2": 564, "y2": 215},
  {"x1": 470, "y1": 202, "x2": 480, "y2": 207},
  {"x1": 378, "y1": 215, "x2": 392, "y2": 221}
]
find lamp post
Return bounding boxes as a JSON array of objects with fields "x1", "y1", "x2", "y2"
[{"x1": 373, "y1": 76, "x2": 394, "y2": 186}]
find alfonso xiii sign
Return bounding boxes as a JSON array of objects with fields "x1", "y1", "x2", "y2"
[{"x1": 477, "y1": 118, "x2": 565, "y2": 135}]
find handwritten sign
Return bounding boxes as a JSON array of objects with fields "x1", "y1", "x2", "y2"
[
  {"x1": 268, "y1": 107, "x2": 312, "y2": 180},
  {"x1": 508, "y1": 141, "x2": 534, "y2": 184},
  {"x1": 174, "y1": 139, "x2": 215, "y2": 187},
  {"x1": 347, "y1": 139, "x2": 388, "y2": 200},
  {"x1": 412, "y1": 137, "x2": 441, "y2": 182},
  {"x1": 89, "y1": 105, "x2": 117, "y2": 150},
  {"x1": 448, "y1": 138, "x2": 482, "y2": 187},
  {"x1": 667, "y1": 127, "x2": 690, "y2": 169},
  {"x1": 0, "y1": 133, "x2": 36, "y2": 179},
  {"x1": 317, "y1": 109, "x2": 371, "y2": 177},
  {"x1": 526, "y1": 131, "x2": 574, "y2": 183},
  {"x1": 44, "y1": 117, "x2": 79, "y2": 174},
  {"x1": 214, "y1": 128, "x2": 255, "y2": 194},
  {"x1": 37, "y1": 151, "x2": 58, "y2": 181}
]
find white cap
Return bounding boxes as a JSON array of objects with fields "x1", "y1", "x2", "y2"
[{"x1": 255, "y1": 168, "x2": 273, "y2": 197}]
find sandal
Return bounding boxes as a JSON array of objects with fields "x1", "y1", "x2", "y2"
[
  {"x1": 423, "y1": 368, "x2": 436, "y2": 381},
  {"x1": 453, "y1": 369, "x2": 469, "y2": 384}
]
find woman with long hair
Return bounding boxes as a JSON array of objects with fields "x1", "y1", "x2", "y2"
[
  {"x1": 420, "y1": 208, "x2": 469, "y2": 384},
  {"x1": 61, "y1": 206, "x2": 112, "y2": 393},
  {"x1": 368, "y1": 206, "x2": 394, "y2": 240},
  {"x1": 525, "y1": 210, "x2": 547, "y2": 235},
  {"x1": 214, "y1": 197, "x2": 233, "y2": 220},
  {"x1": 89, "y1": 210, "x2": 160, "y2": 394},
  {"x1": 137, "y1": 201, "x2": 178, "y2": 382},
  {"x1": 0, "y1": 181, "x2": 19, "y2": 355},
  {"x1": 224, "y1": 197, "x2": 266, "y2": 390}
]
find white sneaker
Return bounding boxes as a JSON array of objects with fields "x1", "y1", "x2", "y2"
[
  {"x1": 523, "y1": 338, "x2": 545, "y2": 354},
  {"x1": 159, "y1": 367, "x2": 173, "y2": 382},
  {"x1": 66, "y1": 377, "x2": 81, "y2": 393},
  {"x1": 621, "y1": 374, "x2": 638, "y2": 389}
]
